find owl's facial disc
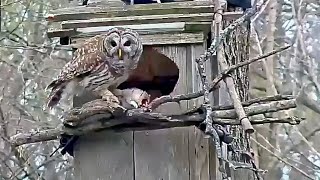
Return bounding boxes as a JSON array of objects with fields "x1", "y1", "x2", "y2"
[{"x1": 103, "y1": 28, "x2": 142, "y2": 71}]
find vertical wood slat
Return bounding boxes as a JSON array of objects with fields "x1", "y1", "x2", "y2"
[
  {"x1": 74, "y1": 131, "x2": 134, "y2": 180},
  {"x1": 73, "y1": 91, "x2": 134, "y2": 180},
  {"x1": 134, "y1": 45, "x2": 190, "y2": 180}
]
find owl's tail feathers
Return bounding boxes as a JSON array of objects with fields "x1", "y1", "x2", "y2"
[
  {"x1": 46, "y1": 79, "x2": 61, "y2": 91},
  {"x1": 46, "y1": 81, "x2": 67, "y2": 108}
]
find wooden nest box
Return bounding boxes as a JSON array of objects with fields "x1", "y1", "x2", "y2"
[{"x1": 46, "y1": 1, "x2": 245, "y2": 179}]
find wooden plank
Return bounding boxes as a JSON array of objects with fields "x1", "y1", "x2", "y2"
[
  {"x1": 47, "y1": 22, "x2": 186, "y2": 38},
  {"x1": 61, "y1": 13, "x2": 214, "y2": 29},
  {"x1": 70, "y1": 32, "x2": 205, "y2": 47},
  {"x1": 45, "y1": 11, "x2": 242, "y2": 39},
  {"x1": 152, "y1": 45, "x2": 188, "y2": 114},
  {"x1": 133, "y1": 127, "x2": 190, "y2": 180},
  {"x1": 47, "y1": 22, "x2": 212, "y2": 38},
  {"x1": 222, "y1": 11, "x2": 244, "y2": 21},
  {"x1": 47, "y1": 28, "x2": 77, "y2": 38},
  {"x1": 185, "y1": 22, "x2": 211, "y2": 33},
  {"x1": 74, "y1": 131, "x2": 134, "y2": 180},
  {"x1": 209, "y1": 139, "x2": 223, "y2": 180},
  {"x1": 73, "y1": 90, "x2": 134, "y2": 180},
  {"x1": 46, "y1": 1, "x2": 215, "y2": 22},
  {"x1": 134, "y1": 45, "x2": 189, "y2": 180}
]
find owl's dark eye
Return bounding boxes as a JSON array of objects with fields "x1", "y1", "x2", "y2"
[
  {"x1": 123, "y1": 40, "x2": 131, "y2": 46},
  {"x1": 110, "y1": 40, "x2": 117, "y2": 47}
]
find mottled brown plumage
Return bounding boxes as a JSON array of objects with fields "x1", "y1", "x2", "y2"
[{"x1": 46, "y1": 27, "x2": 143, "y2": 108}]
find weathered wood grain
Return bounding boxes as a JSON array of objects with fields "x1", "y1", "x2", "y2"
[
  {"x1": 61, "y1": 13, "x2": 214, "y2": 29},
  {"x1": 70, "y1": 32, "x2": 206, "y2": 47},
  {"x1": 133, "y1": 128, "x2": 190, "y2": 180},
  {"x1": 47, "y1": 22, "x2": 212, "y2": 37},
  {"x1": 47, "y1": 22, "x2": 212, "y2": 41},
  {"x1": 134, "y1": 45, "x2": 190, "y2": 180},
  {"x1": 47, "y1": 2, "x2": 243, "y2": 23},
  {"x1": 72, "y1": 88, "x2": 134, "y2": 180},
  {"x1": 47, "y1": 1, "x2": 215, "y2": 22},
  {"x1": 74, "y1": 131, "x2": 134, "y2": 180}
]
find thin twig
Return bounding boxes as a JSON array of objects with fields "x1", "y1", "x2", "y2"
[
  {"x1": 252, "y1": 138, "x2": 316, "y2": 180},
  {"x1": 212, "y1": 94, "x2": 293, "y2": 110}
]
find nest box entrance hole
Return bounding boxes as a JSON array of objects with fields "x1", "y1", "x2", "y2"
[{"x1": 118, "y1": 46, "x2": 179, "y2": 102}]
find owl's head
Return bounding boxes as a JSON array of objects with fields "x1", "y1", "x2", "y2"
[{"x1": 103, "y1": 27, "x2": 143, "y2": 71}]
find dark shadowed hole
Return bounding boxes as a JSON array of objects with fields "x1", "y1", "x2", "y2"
[{"x1": 118, "y1": 46, "x2": 179, "y2": 102}]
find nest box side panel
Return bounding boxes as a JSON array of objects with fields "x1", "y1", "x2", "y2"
[
  {"x1": 72, "y1": 91, "x2": 134, "y2": 180},
  {"x1": 73, "y1": 131, "x2": 134, "y2": 180},
  {"x1": 151, "y1": 45, "x2": 188, "y2": 115},
  {"x1": 186, "y1": 44, "x2": 214, "y2": 180},
  {"x1": 208, "y1": 50, "x2": 227, "y2": 180},
  {"x1": 133, "y1": 45, "x2": 190, "y2": 180}
]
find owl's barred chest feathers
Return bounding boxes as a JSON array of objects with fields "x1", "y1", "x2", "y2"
[{"x1": 79, "y1": 62, "x2": 129, "y2": 92}]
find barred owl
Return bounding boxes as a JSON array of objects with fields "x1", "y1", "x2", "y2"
[{"x1": 46, "y1": 27, "x2": 143, "y2": 108}]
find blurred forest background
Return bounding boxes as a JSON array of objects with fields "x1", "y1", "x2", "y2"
[{"x1": 1, "y1": 0, "x2": 320, "y2": 179}]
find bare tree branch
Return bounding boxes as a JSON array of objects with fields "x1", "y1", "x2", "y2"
[{"x1": 9, "y1": 97, "x2": 298, "y2": 147}]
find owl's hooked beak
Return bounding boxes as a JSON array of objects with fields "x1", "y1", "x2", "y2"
[{"x1": 118, "y1": 49, "x2": 123, "y2": 60}]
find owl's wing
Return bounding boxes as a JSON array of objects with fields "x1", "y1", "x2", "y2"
[
  {"x1": 46, "y1": 36, "x2": 107, "y2": 108},
  {"x1": 47, "y1": 36, "x2": 104, "y2": 90},
  {"x1": 47, "y1": 52, "x2": 104, "y2": 90},
  {"x1": 46, "y1": 52, "x2": 107, "y2": 108}
]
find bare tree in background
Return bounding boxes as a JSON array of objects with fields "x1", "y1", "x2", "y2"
[
  {"x1": 251, "y1": 0, "x2": 320, "y2": 179},
  {"x1": 0, "y1": 0, "x2": 77, "y2": 179}
]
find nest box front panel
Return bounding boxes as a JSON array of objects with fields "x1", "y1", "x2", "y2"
[{"x1": 137, "y1": 44, "x2": 212, "y2": 115}]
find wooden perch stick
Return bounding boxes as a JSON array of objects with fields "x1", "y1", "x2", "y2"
[
  {"x1": 213, "y1": 116, "x2": 303, "y2": 125},
  {"x1": 9, "y1": 98, "x2": 298, "y2": 147},
  {"x1": 212, "y1": 99, "x2": 296, "y2": 118},
  {"x1": 219, "y1": 59, "x2": 255, "y2": 133}
]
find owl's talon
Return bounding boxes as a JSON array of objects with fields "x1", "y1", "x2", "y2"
[
  {"x1": 129, "y1": 100, "x2": 139, "y2": 108},
  {"x1": 100, "y1": 90, "x2": 121, "y2": 105},
  {"x1": 102, "y1": 95, "x2": 120, "y2": 104}
]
